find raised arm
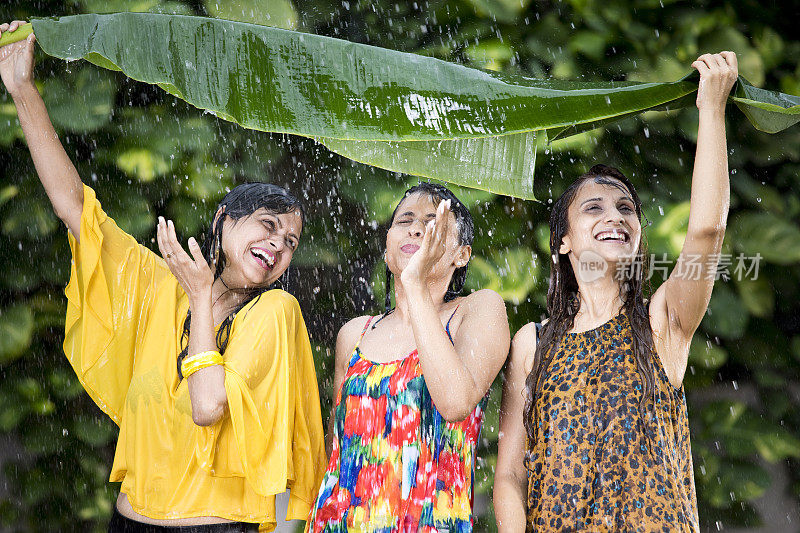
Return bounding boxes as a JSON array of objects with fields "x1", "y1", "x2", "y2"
[
  {"x1": 401, "y1": 201, "x2": 510, "y2": 422},
  {"x1": 650, "y1": 51, "x2": 738, "y2": 388},
  {"x1": 0, "y1": 21, "x2": 84, "y2": 237},
  {"x1": 494, "y1": 322, "x2": 537, "y2": 531},
  {"x1": 156, "y1": 216, "x2": 226, "y2": 426}
]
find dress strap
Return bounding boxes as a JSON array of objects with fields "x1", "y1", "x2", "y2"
[
  {"x1": 444, "y1": 304, "x2": 460, "y2": 344},
  {"x1": 352, "y1": 316, "x2": 374, "y2": 351}
]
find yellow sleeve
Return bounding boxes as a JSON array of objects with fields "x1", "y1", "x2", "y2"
[
  {"x1": 63, "y1": 185, "x2": 170, "y2": 425},
  {"x1": 194, "y1": 290, "x2": 327, "y2": 520}
]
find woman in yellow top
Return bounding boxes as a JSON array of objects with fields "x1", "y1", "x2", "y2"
[{"x1": 0, "y1": 21, "x2": 326, "y2": 532}]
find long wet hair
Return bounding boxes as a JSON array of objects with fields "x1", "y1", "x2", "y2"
[
  {"x1": 176, "y1": 183, "x2": 305, "y2": 379},
  {"x1": 382, "y1": 182, "x2": 474, "y2": 315},
  {"x1": 523, "y1": 164, "x2": 655, "y2": 447}
]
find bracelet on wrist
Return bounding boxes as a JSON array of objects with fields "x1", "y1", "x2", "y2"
[{"x1": 181, "y1": 350, "x2": 223, "y2": 378}]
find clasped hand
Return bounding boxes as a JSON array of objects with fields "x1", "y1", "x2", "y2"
[
  {"x1": 400, "y1": 199, "x2": 454, "y2": 289},
  {"x1": 0, "y1": 21, "x2": 36, "y2": 97},
  {"x1": 692, "y1": 51, "x2": 738, "y2": 114},
  {"x1": 156, "y1": 217, "x2": 214, "y2": 303}
]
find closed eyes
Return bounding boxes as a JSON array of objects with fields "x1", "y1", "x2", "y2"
[{"x1": 585, "y1": 203, "x2": 634, "y2": 213}]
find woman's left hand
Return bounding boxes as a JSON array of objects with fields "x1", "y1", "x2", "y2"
[
  {"x1": 692, "y1": 51, "x2": 738, "y2": 114},
  {"x1": 400, "y1": 199, "x2": 452, "y2": 289},
  {"x1": 156, "y1": 216, "x2": 214, "y2": 304}
]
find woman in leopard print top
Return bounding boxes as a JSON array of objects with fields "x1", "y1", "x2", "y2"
[{"x1": 494, "y1": 51, "x2": 738, "y2": 532}]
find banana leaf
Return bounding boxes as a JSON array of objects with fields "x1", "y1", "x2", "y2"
[{"x1": 3, "y1": 14, "x2": 799, "y2": 199}]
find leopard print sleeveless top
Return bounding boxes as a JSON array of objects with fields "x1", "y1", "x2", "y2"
[{"x1": 526, "y1": 312, "x2": 698, "y2": 532}]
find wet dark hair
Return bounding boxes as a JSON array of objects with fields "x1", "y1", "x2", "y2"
[
  {"x1": 523, "y1": 164, "x2": 656, "y2": 449},
  {"x1": 177, "y1": 183, "x2": 305, "y2": 379},
  {"x1": 382, "y1": 182, "x2": 474, "y2": 314}
]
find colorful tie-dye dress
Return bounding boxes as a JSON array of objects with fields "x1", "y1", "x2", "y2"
[
  {"x1": 526, "y1": 311, "x2": 698, "y2": 532},
  {"x1": 308, "y1": 314, "x2": 486, "y2": 532}
]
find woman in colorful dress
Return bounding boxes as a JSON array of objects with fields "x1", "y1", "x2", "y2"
[
  {"x1": 1, "y1": 21, "x2": 326, "y2": 532},
  {"x1": 308, "y1": 182, "x2": 511, "y2": 531},
  {"x1": 493, "y1": 51, "x2": 738, "y2": 531}
]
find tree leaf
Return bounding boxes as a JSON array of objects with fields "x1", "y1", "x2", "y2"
[
  {"x1": 0, "y1": 304, "x2": 35, "y2": 365},
  {"x1": 704, "y1": 283, "x2": 748, "y2": 339},
  {"x1": 730, "y1": 212, "x2": 800, "y2": 265},
  {"x1": 735, "y1": 276, "x2": 774, "y2": 318},
  {"x1": 41, "y1": 67, "x2": 116, "y2": 133},
  {"x1": 72, "y1": 415, "x2": 117, "y2": 447},
  {"x1": 0, "y1": 102, "x2": 24, "y2": 146},
  {"x1": 704, "y1": 459, "x2": 771, "y2": 506},
  {"x1": 688, "y1": 335, "x2": 728, "y2": 370},
  {"x1": 0, "y1": 184, "x2": 19, "y2": 207},
  {"x1": 700, "y1": 400, "x2": 746, "y2": 431},
  {"x1": 25, "y1": 14, "x2": 800, "y2": 199},
  {"x1": 116, "y1": 148, "x2": 173, "y2": 182},
  {"x1": 1, "y1": 196, "x2": 60, "y2": 240},
  {"x1": 465, "y1": 247, "x2": 541, "y2": 304},
  {"x1": 464, "y1": 0, "x2": 531, "y2": 24},
  {"x1": 103, "y1": 194, "x2": 155, "y2": 240},
  {"x1": 754, "y1": 430, "x2": 800, "y2": 463},
  {"x1": 649, "y1": 201, "x2": 690, "y2": 257}
]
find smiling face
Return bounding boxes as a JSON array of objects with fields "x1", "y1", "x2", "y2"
[
  {"x1": 559, "y1": 178, "x2": 642, "y2": 275},
  {"x1": 385, "y1": 192, "x2": 470, "y2": 281},
  {"x1": 218, "y1": 207, "x2": 303, "y2": 290}
]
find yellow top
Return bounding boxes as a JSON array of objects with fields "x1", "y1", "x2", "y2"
[{"x1": 63, "y1": 185, "x2": 326, "y2": 531}]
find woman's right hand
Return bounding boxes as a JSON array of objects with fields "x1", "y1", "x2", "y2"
[{"x1": 0, "y1": 20, "x2": 36, "y2": 97}]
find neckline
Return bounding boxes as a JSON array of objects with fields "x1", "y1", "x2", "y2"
[
  {"x1": 354, "y1": 346, "x2": 418, "y2": 366},
  {"x1": 352, "y1": 307, "x2": 458, "y2": 366},
  {"x1": 566, "y1": 311, "x2": 624, "y2": 336}
]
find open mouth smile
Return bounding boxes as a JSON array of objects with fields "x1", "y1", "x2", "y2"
[
  {"x1": 250, "y1": 247, "x2": 276, "y2": 270},
  {"x1": 594, "y1": 229, "x2": 630, "y2": 243}
]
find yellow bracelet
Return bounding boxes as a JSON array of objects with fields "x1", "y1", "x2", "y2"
[{"x1": 181, "y1": 350, "x2": 224, "y2": 378}]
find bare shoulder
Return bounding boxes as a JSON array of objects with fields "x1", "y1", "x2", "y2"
[
  {"x1": 513, "y1": 322, "x2": 539, "y2": 352},
  {"x1": 462, "y1": 288, "x2": 507, "y2": 317},
  {"x1": 335, "y1": 314, "x2": 372, "y2": 363},
  {"x1": 512, "y1": 319, "x2": 547, "y2": 374}
]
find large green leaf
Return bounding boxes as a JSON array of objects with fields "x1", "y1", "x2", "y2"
[
  {"x1": 320, "y1": 131, "x2": 541, "y2": 198},
  {"x1": 2, "y1": 14, "x2": 792, "y2": 199},
  {"x1": 734, "y1": 77, "x2": 800, "y2": 134}
]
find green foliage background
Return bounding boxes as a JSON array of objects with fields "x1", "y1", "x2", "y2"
[{"x1": 1, "y1": 0, "x2": 799, "y2": 530}]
